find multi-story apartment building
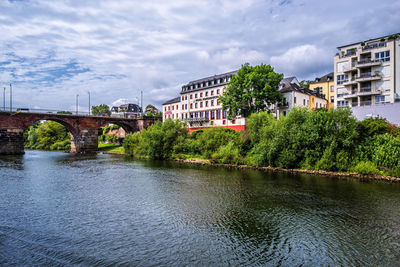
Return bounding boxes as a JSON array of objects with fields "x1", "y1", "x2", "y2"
[
  {"x1": 334, "y1": 33, "x2": 400, "y2": 108},
  {"x1": 309, "y1": 72, "x2": 335, "y2": 109},
  {"x1": 277, "y1": 77, "x2": 327, "y2": 118}
]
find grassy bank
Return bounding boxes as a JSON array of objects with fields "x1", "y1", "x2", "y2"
[{"x1": 98, "y1": 143, "x2": 124, "y2": 154}]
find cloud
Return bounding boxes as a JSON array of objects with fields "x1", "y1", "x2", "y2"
[
  {"x1": 270, "y1": 45, "x2": 332, "y2": 79},
  {"x1": 0, "y1": 0, "x2": 400, "y2": 110}
]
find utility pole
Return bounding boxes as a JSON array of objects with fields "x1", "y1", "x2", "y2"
[
  {"x1": 3, "y1": 87, "x2": 5, "y2": 111},
  {"x1": 141, "y1": 90, "x2": 143, "y2": 115},
  {"x1": 9, "y1": 83, "x2": 12, "y2": 112},
  {"x1": 76, "y1": 94, "x2": 79, "y2": 115},
  {"x1": 88, "y1": 91, "x2": 91, "y2": 115}
]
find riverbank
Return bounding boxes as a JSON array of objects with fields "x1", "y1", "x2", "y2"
[{"x1": 173, "y1": 158, "x2": 400, "y2": 183}]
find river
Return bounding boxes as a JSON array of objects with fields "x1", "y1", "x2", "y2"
[{"x1": 0, "y1": 150, "x2": 399, "y2": 266}]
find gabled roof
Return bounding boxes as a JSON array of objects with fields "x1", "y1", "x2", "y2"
[
  {"x1": 162, "y1": 97, "x2": 181, "y2": 105},
  {"x1": 280, "y1": 77, "x2": 325, "y2": 99},
  {"x1": 310, "y1": 72, "x2": 334, "y2": 84},
  {"x1": 186, "y1": 70, "x2": 238, "y2": 85}
]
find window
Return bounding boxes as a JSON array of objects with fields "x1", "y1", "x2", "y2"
[
  {"x1": 330, "y1": 96, "x2": 334, "y2": 103},
  {"x1": 195, "y1": 93, "x2": 197, "y2": 99},
  {"x1": 337, "y1": 100, "x2": 349, "y2": 107},
  {"x1": 307, "y1": 100, "x2": 309, "y2": 105},
  {"x1": 200, "y1": 92, "x2": 203, "y2": 97},
  {"x1": 375, "y1": 95, "x2": 385, "y2": 103},
  {"x1": 217, "y1": 89, "x2": 220, "y2": 94},
  {"x1": 223, "y1": 120, "x2": 226, "y2": 125},
  {"x1": 211, "y1": 110, "x2": 215, "y2": 120},
  {"x1": 223, "y1": 110, "x2": 227, "y2": 119},
  {"x1": 200, "y1": 111, "x2": 204, "y2": 118},
  {"x1": 190, "y1": 94, "x2": 193, "y2": 99},
  {"x1": 172, "y1": 106, "x2": 174, "y2": 110},
  {"x1": 195, "y1": 103, "x2": 198, "y2": 108},
  {"x1": 303, "y1": 99, "x2": 305, "y2": 106},
  {"x1": 190, "y1": 112, "x2": 194, "y2": 118},
  {"x1": 164, "y1": 107, "x2": 167, "y2": 111},
  {"x1": 375, "y1": 51, "x2": 390, "y2": 62},
  {"x1": 185, "y1": 104, "x2": 187, "y2": 109},
  {"x1": 205, "y1": 101, "x2": 208, "y2": 107},
  {"x1": 217, "y1": 99, "x2": 220, "y2": 105},
  {"x1": 168, "y1": 106, "x2": 170, "y2": 111},
  {"x1": 337, "y1": 74, "x2": 348, "y2": 85},
  {"x1": 181, "y1": 96, "x2": 184, "y2": 101},
  {"x1": 205, "y1": 91, "x2": 208, "y2": 97},
  {"x1": 211, "y1": 100, "x2": 214, "y2": 106},
  {"x1": 200, "y1": 102, "x2": 203, "y2": 108},
  {"x1": 205, "y1": 111, "x2": 209, "y2": 119},
  {"x1": 294, "y1": 97, "x2": 297, "y2": 104},
  {"x1": 216, "y1": 109, "x2": 221, "y2": 119},
  {"x1": 190, "y1": 103, "x2": 193, "y2": 109},
  {"x1": 330, "y1": 86, "x2": 334, "y2": 92},
  {"x1": 283, "y1": 111, "x2": 287, "y2": 116},
  {"x1": 231, "y1": 119, "x2": 235, "y2": 124},
  {"x1": 195, "y1": 112, "x2": 198, "y2": 118},
  {"x1": 185, "y1": 96, "x2": 187, "y2": 100},
  {"x1": 176, "y1": 105, "x2": 178, "y2": 110},
  {"x1": 211, "y1": 90, "x2": 214, "y2": 96}
]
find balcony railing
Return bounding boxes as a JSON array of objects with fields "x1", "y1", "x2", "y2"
[
  {"x1": 356, "y1": 58, "x2": 382, "y2": 67},
  {"x1": 359, "y1": 100, "x2": 372, "y2": 106},
  {"x1": 185, "y1": 117, "x2": 209, "y2": 122},
  {"x1": 355, "y1": 72, "x2": 382, "y2": 82},
  {"x1": 278, "y1": 102, "x2": 289, "y2": 107},
  {"x1": 362, "y1": 42, "x2": 386, "y2": 51}
]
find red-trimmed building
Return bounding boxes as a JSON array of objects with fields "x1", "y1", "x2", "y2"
[{"x1": 162, "y1": 70, "x2": 246, "y2": 133}]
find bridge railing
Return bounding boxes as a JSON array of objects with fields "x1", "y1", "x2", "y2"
[{"x1": 1, "y1": 107, "x2": 91, "y2": 115}]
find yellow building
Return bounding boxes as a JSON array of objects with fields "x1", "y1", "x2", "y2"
[{"x1": 309, "y1": 72, "x2": 334, "y2": 109}]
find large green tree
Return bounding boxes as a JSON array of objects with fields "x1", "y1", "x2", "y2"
[
  {"x1": 219, "y1": 63, "x2": 283, "y2": 119},
  {"x1": 92, "y1": 104, "x2": 111, "y2": 116}
]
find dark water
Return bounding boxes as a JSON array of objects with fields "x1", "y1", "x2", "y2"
[{"x1": 0, "y1": 151, "x2": 399, "y2": 266}]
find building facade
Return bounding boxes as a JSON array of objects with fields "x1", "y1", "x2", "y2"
[
  {"x1": 111, "y1": 103, "x2": 142, "y2": 118},
  {"x1": 334, "y1": 33, "x2": 400, "y2": 108},
  {"x1": 309, "y1": 72, "x2": 335, "y2": 109},
  {"x1": 277, "y1": 77, "x2": 328, "y2": 118},
  {"x1": 162, "y1": 70, "x2": 246, "y2": 132},
  {"x1": 162, "y1": 97, "x2": 180, "y2": 120}
]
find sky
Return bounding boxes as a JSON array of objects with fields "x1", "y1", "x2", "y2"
[{"x1": 0, "y1": 0, "x2": 399, "y2": 112}]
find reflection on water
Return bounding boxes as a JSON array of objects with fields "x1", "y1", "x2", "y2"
[{"x1": 0, "y1": 150, "x2": 399, "y2": 266}]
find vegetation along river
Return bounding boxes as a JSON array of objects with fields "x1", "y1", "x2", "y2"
[{"x1": 0, "y1": 150, "x2": 399, "y2": 266}]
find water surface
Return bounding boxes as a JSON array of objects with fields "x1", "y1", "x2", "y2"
[{"x1": 0, "y1": 151, "x2": 399, "y2": 266}]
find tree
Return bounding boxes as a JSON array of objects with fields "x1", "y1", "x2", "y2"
[
  {"x1": 300, "y1": 80, "x2": 312, "y2": 89},
  {"x1": 219, "y1": 63, "x2": 283, "y2": 119},
  {"x1": 145, "y1": 104, "x2": 159, "y2": 114},
  {"x1": 92, "y1": 104, "x2": 111, "y2": 116}
]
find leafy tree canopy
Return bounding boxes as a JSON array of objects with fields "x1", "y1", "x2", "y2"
[
  {"x1": 300, "y1": 80, "x2": 312, "y2": 89},
  {"x1": 92, "y1": 104, "x2": 111, "y2": 116},
  {"x1": 219, "y1": 63, "x2": 283, "y2": 119}
]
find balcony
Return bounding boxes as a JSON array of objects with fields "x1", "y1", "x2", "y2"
[
  {"x1": 358, "y1": 88, "x2": 382, "y2": 96},
  {"x1": 356, "y1": 58, "x2": 382, "y2": 68},
  {"x1": 361, "y1": 42, "x2": 387, "y2": 51},
  {"x1": 278, "y1": 102, "x2": 289, "y2": 108},
  {"x1": 359, "y1": 100, "x2": 372, "y2": 106},
  {"x1": 355, "y1": 72, "x2": 382, "y2": 82},
  {"x1": 185, "y1": 117, "x2": 209, "y2": 123},
  {"x1": 343, "y1": 63, "x2": 358, "y2": 73},
  {"x1": 344, "y1": 89, "x2": 358, "y2": 99},
  {"x1": 342, "y1": 77, "x2": 358, "y2": 86}
]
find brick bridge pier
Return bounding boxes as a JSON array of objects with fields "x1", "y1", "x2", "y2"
[{"x1": 0, "y1": 111, "x2": 157, "y2": 155}]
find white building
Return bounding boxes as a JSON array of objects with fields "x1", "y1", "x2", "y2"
[
  {"x1": 277, "y1": 77, "x2": 328, "y2": 118},
  {"x1": 162, "y1": 70, "x2": 246, "y2": 132},
  {"x1": 334, "y1": 33, "x2": 400, "y2": 108}
]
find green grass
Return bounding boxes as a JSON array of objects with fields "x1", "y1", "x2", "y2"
[{"x1": 98, "y1": 143, "x2": 124, "y2": 154}]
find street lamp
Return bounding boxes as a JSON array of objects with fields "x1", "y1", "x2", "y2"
[
  {"x1": 76, "y1": 94, "x2": 79, "y2": 115},
  {"x1": 3, "y1": 87, "x2": 5, "y2": 111},
  {"x1": 9, "y1": 83, "x2": 12, "y2": 112},
  {"x1": 88, "y1": 91, "x2": 91, "y2": 115}
]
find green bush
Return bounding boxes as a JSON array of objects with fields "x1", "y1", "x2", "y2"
[
  {"x1": 123, "y1": 132, "x2": 142, "y2": 157},
  {"x1": 212, "y1": 141, "x2": 241, "y2": 165},
  {"x1": 352, "y1": 161, "x2": 381, "y2": 175}
]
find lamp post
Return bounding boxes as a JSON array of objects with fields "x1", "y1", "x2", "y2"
[
  {"x1": 88, "y1": 91, "x2": 91, "y2": 115},
  {"x1": 9, "y1": 83, "x2": 12, "y2": 112},
  {"x1": 76, "y1": 94, "x2": 79, "y2": 115},
  {"x1": 3, "y1": 87, "x2": 5, "y2": 111}
]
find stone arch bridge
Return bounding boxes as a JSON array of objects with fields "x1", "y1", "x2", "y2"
[{"x1": 0, "y1": 111, "x2": 158, "y2": 155}]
